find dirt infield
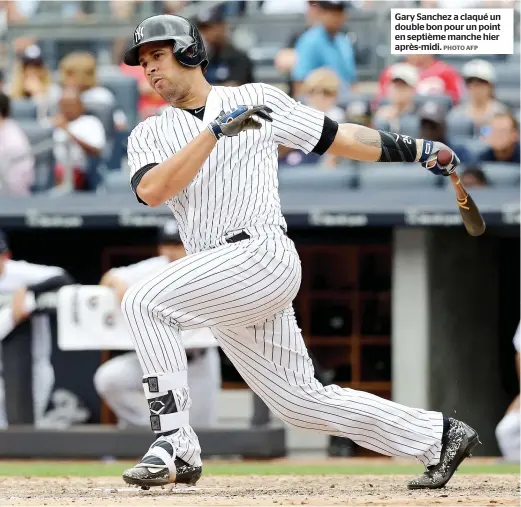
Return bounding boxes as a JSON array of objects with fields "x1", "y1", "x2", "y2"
[{"x1": 0, "y1": 474, "x2": 518, "y2": 506}]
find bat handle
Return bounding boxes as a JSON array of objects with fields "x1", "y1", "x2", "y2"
[{"x1": 449, "y1": 172, "x2": 470, "y2": 211}]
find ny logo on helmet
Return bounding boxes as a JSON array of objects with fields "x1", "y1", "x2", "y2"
[{"x1": 134, "y1": 26, "x2": 144, "y2": 44}]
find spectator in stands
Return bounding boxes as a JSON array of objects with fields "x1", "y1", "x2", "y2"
[
  {"x1": 162, "y1": 1, "x2": 188, "y2": 14},
  {"x1": 274, "y1": 0, "x2": 322, "y2": 97},
  {"x1": 448, "y1": 60, "x2": 508, "y2": 135},
  {"x1": 51, "y1": 87, "x2": 106, "y2": 191},
  {"x1": 378, "y1": 55, "x2": 464, "y2": 105},
  {"x1": 9, "y1": 45, "x2": 57, "y2": 119},
  {"x1": 53, "y1": 52, "x2": 127, "y2": 131},
  {"x1": 460, "y1": 166, "x2": 489, "y2": 188},
  {"x1": 479, "y1": 112, "x2": 520, "y2": 164},
  {"x1": 194, "y1": 4, "x2": 254, "y2": 86},
  {"x1": 418, "y1": 101, "x2": 474, "y2": 163},
  {"x1": 304, "y1": 68, "x2": 346, "y2": 123},
  {"x1": 373, "y1": 63, "x2": 417, "y2": 132},
  {"x1": 291, "y1": 1, "x2": 356, "y2": 101},
  {"x1": 2, "y1": 1, "x2": 89, "y2": 20},
  {"x1": 280, "y1": 67, "x2": 344, "y2": 168},
  {"x1": 0, "y1": 92, "x2": 35, "y2": 195}
]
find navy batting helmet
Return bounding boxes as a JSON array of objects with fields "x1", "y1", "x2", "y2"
[{"x1": 124, "y1": 14, "x2": 208, "y2": 69}]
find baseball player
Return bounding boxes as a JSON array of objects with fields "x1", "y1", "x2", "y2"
[
  {"x1": 0, "y1": 230, "x2": 72, "y2": 427},
  {"x1": 94, "y1": 220, "x2": 221, "y2": 429},
  {"x1": 120, "y1": 14, "x2": 480, "y2": 490}
]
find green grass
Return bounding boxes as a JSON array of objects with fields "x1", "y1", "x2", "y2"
[{"x1": 0, "y1": 461, "x2": 517, "y2": 477}]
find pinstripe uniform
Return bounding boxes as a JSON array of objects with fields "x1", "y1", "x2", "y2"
[
  {"x1": 94, "y1": 255, "x2": 221, "y2": 430},
  {"x1": 123, "y1": 83, "x2": 444, "y2": 470}
]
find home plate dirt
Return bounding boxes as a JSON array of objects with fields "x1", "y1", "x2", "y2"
[{"x1": 0, "y1": 475, "x2": 518, "y2": 506}]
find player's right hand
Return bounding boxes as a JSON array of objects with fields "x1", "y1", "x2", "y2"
[
  {"x1": 207, "y1": 105, "x2": 273, "y2": 140},
  {"x1": 418, "y1": 141, "x2": 460, "y2": 177}
]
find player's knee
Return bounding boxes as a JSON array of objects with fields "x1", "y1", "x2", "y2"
[
  {"x1": 94, "y1": 362, "x2": 118, "y2": 397},
  {"x1": 120, "y1": 281, "x2": 145, "y2": 319},
  {"x1": 495, "y1": 411, "x2": 520, "y2": 456},
  {"x1": 121, "y1": 280, "x2": 160, "y2": 321}
]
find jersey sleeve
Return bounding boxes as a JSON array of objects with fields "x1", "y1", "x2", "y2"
[
  {"x1": 127, "y1": 120, "x2": 169, "y2": 180},
  {"x1": 259, "y1": 83, "x2": 338, "y2": 155},
  {"x1": 18, "y1": 261, "x2": 65, "y2": 286}
]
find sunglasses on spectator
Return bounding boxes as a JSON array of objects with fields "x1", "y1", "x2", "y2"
[
  {"x1": 465, "y1": 77, "x2": 491, "y2": 85},
  {"x1": 308, "y1": 88, "x2": 337, "y2": 96}
]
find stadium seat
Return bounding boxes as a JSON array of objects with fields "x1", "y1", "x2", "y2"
[
  {"x1": 247, "y1": 46, "x2": 280, "y2": 66},
  {"x1": 446, "y1": 111, "x2": 474, "y2": 138},
  {"x1": 358, "y1": 163, "x2": 440, "y2": 189},
  {"x1": 398, "y1": 114, "x2": 420, "y2": 138},
  {"x1": 277, "y1": 166, "x2": 357, "y2": 190},
  {"x1": 10, "y1": 100, "x2": 37, "y2": 120},
  {"x1": 83, "y1": 102, "x2": 115, "y2": 139},
  {"x1": 99, "y1": 169, "x2": 129, "y2": 194},
  {"x1": 497, "y1": 88, "x2": 520, "y2": 109},
  {"x1": 494, "y1": 63, "x2": 521, "y2": 87},
  {"x1": 98, "y1": 73, "x2": 139, "y2": 129},
  {"x1": 254, "y1": 65, "x2": 286, "y2": 84},
  {"x1": 480, "y1": 163, "x2": 520, "y2": 187},
  {"x1": 17, "y1": 121, "x2": 55, "y2": 192}
]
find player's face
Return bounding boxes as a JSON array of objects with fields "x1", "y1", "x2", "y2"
[
  {"x1": 320, "y1": 9, "x2": 345, "y2": 33},
  {"x1": 488, "y1": 116, "x2": 519, "y2": 151},
  {"x1": 306, "y1": 87, "x2": 338, "y2": 114},
  {"x1": 138, "y1": 42, "x2": 191, "y2": 104},
  {"x1": 388, "y1": 79, "x2": 414, "y2": 107},
  {"x1": 466, "y1": 78, "x2": 492, "y2": 103},
  {"x1": 158, "y1": 243, "x2": 186, "y2": 263}
]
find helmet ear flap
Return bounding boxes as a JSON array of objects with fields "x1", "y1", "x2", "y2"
[{"x1": 185, "y1": 45, "x2": 196, "y2": 58}]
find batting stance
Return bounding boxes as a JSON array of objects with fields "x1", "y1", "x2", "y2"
[
  {"x1": 94, "y1": 220, "x2": 221, "y2": 429},
  {"x1": 121, "y1": 14, "x2": 480, "y2": 490}
]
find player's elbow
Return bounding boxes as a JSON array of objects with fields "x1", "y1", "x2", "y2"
[{"x1": 136, "y1": 183, "x2": 164, "y2": 208}]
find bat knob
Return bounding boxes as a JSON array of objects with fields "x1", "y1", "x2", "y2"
[{"x1": 436, "y1": 149, "x2": 453, "y2": 166}]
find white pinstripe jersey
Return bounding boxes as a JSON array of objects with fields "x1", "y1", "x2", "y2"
[{"x1": 127, "y1": 83, "x2": 326, "y2": 254}]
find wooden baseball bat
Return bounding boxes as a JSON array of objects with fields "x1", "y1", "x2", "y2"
[
  {"x1": 434, "y1": 149, "x2": 486, "y2": 237},
  {"x1": 448, "y1": 171, "x2": 486, "y2": 237}
]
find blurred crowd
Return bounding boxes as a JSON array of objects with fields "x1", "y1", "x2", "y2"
[{"x1": 0, "y1": 0, "x2": 519, "y2": 195}]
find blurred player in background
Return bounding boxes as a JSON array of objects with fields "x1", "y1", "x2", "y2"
[
  {"x1": 94, "y1": 220, "x2": 221, "y2": 429},
  {"x1": 0, "y1": 229, "x2": 73, "y2": 427},
  {"x1": 495, "y1": 322, "x2": 520, "y2": 462}
]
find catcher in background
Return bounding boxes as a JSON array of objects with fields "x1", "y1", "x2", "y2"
[
  {"x1": 495, "y1": 322, "x2": 520, "y2": 462},
  {"x1": 94, "y1": 220, "x2": 221, "y2": 428}
]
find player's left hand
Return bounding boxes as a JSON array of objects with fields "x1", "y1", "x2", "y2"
[
  {"x1": 208, "y1": 105, "x2": 273, "y2": 140},
  {"x1": 418, "y1": 141, "x2": 460, "y2": 177}
]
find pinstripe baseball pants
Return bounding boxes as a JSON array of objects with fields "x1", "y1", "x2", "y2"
[{"x1": 121, "y1": 226, "x2": 443, "y2": 466}]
